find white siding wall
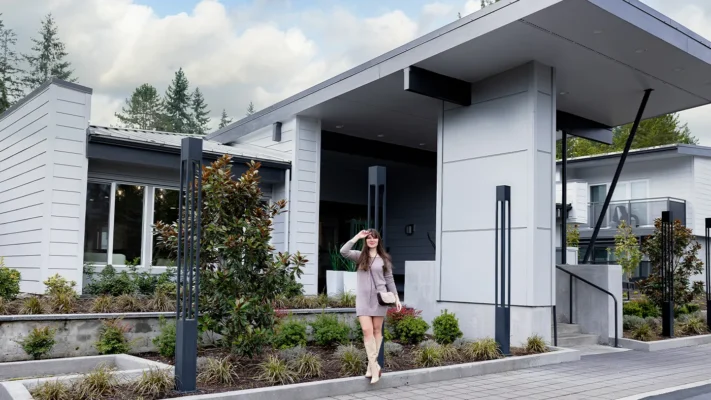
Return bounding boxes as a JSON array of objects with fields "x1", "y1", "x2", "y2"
[
  {"x1": 692, "y1": 157, "x2": 711, "y2": 236},
  {"x1": 0, "y1": 81, "x2": 91, "y2": 293}
]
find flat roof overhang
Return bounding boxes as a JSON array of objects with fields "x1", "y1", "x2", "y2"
[
  {"x1": 208, "y1": 0, "x2": 711, "y2": 152},
  {"x1": 87, "y1": 135, "x2": 290, "y2": 184}
]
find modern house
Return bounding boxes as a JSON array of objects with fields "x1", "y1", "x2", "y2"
[
  {"x1": 2, "y1": 0, "x2": 711, "y2": 344},
  {"x1": 556, "y1": 144, "x2": 711, "y2": 283}
]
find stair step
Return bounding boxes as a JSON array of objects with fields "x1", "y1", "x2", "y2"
[
  {"x1": 555, "y1": 323, "x2": 582, "y2": 335},
  {"x1": 557, "y1": 334, "x2": 600, "y2": 347}
]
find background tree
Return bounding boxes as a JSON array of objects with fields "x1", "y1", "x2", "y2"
[
  {"x1": 481, "y1": 0, "x2": 500, "y2": 8},
  {"x1": 0, "y1": 79, "x2": 9, "y2": 113},
  {"x1": 22, "y1": 13, "x2": 75, "y2": 90},
  {"x1": 115, "y1": 84, "x2": 168, "y2": 130},
  {"x1": 164, "y1": 68, "x2": 192, "y2": 133},
  {"x1": 557, "y1": 113, "x2": 697, "y2": 159},
  {"x1": 639, "y1": 218, "x2": 704, "y2": 310},
  {"x1": 0, "y1": 15, "x2": 24, "y2": 103},
  {"x1": 612, "y1": 220, "x2": 642, "y2": 280},
  {"x1": 218, "y1": 109, "x2": 232, "y2": 129},
  {"x1": 246, "y1": 101, "x2": 256, "y2": 116},
  {"x1": 189, "y1": 87, "x2": 210, "y2": 135}
]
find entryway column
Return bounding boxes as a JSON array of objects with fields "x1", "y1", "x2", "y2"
[{"x1": 435, "y1": 61, "x2": 556, "y2": 344}]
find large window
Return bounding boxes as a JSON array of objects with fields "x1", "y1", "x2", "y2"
[
  {"x1": 112, "y1": 185, "x2": 145, "y2": 265},
  {"x1": 84, "y1": 183, "x2": 112, "y2": 264},
  {"x1": 152, "y1": 188, "x2": 179, "y2": 266}
]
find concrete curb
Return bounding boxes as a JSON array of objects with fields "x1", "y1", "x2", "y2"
[
  {"x1": 616, "y1": 334, "x2": 711, "y2": 352},
  {"x1": 166, "y1": 347, "x2": 579, "y2": 400}
]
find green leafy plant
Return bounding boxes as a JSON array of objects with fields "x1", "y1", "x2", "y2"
[
  {"x1": 0, "y1": 297, "x2": 8, "y2": 315},
  {"x1": 566, "y1": 224, "x2": 580, "y2": 248},
  {"x1": 679, "y1": 316, "x2": 707, "y2": 336},
  {"x1": 623, "y1": 299, "x2": 660, "y2": 318},
  {"x1": 432, "y1": 309, "x2": 463, "y2": 345},
  {"x1": 152, "y1": 316, "x2": 176, "y2": 358},
  {"x1": 631, "y1": 323, "x2": 655, "y2": 341},
  {"x1": 335, "y1": 344, "x2": 365, "y2": 377},
  {"x1": 96, "y1": 319, "x2": 132, "y2": 354},
  {"x1": 396, "y1": 315, "x2": 430, "y2": 345},
  {"x1": 311, "y1": 313, "x2": 351, "y2": 346},
  {"x1": 645, "y1": 317, "x2": 662, "y2": 334},
  {"x1": 273, "y1": 318, "x2": 307, "y2": 349},
  {"x1": 20, "y1": 296, "x2": 45, "y2": 314},
  {"x1": 336, "y1": 291, "x2": 356, "y2": 308},
  {"x1": 30, "y1": 379, "x2": 72, "y2": 400},
  {"x1": 75, "y1": 364, "x2": 117, "y2": 399},
  {"x1": 623, "y1": 315, "x2": 645, "y2": 331},
  {"x1": 17, "y1": 326, "x2": 56, "y2": 360},
  {"x1": 278, "y1": 345, "x2": 306, "y2": 362},
  {"x1": 257, "y1": 355, "x2": 297, "y2": 385},
  {"x1": 43, "y1": 274, "x2": 78, "y2": 313},
  {"x1": 463, "y1": 338, "x2": 503, "y2": 361},
  {"x1": 384, "y1": 341, "x2": 403, "y2": 356},
  {"x1": 133, "y1": 367, "x2": 174, "y2": 399},
  {"x1": 85, "y1": 265, "x2": 136, "y2": 296},
  {"x1": 146, "y1": 286, "x2": 174, "y2": 312},
  {"x1": 154, "y1": 156, "x2": 306, "y2": 358},
  {"x1": 197, "y1": 356, "x2": 236, "y2": 385},
  {"x1": 0, "y1": 258, "x2": 21, "y2": 300},
  {"x1": 640, "y1": 219, "x2": 704, "y2": 311},
  {"x1": 414, "y1": 342, "x2": 444, "y2": 367},
  {"x1": 525, "y1": 335, "x2": 547, "y2": 354},
  {"x1": 612, "y1": 220, "x2": 643, "y2": 279},
  {"x1": 289, "y1": 351, "x2": 323, "y2": 378},
  {"x1": 91, "y1": 295, "x2": 114, "y2": 313},
  {"x1": 115, "y1": 294, "x2": 143, "y2": 312}
]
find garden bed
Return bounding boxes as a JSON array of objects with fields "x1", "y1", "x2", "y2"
[{"x1": 617, "y1": 334, "x2": 711, "y2": 352}]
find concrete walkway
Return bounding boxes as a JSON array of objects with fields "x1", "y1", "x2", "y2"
[{"x1": 317, "y1": 344, "x2": 711, "y2": 400}]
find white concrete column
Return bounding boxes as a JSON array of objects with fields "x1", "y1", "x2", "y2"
[
  {"x1": 283, "y1": 116, "x2": 321, "y2": 295},
  {"x1": 434, "y1": 61, "x2": 556, "y2": 344}
]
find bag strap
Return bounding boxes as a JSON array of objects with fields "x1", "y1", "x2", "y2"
[{"x1": 367, "y1": 257, "x2": 378, "y2": 291}]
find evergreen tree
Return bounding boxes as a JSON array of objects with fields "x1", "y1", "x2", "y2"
[
  {"x1": 164, "y1": 68, "x2": 192, "y2": 133},
  {"x1": 115, "y1": 84, "x2": 169, "y2": 130},
  {"x1": 0, "y1": 79, "x2": 9, "y2": 113},
  {"x1": 481, "y1": 0, "x2": 500, "y2": 8},
  {"x1": 189, "y1": 87, "x2": 210, "y2": 135},
  {"x1": 246, "y1": 101, "x2": 256, "y2": 116},
  {"x1": 22, "y1": 13, "x2": 75, "y2": 90},
  {"x1": 0, "y1": 15, "x2": 24, "y2": 103},
  {"x1": 218, "y1": 109, "x2": 232, "y2": 129}
]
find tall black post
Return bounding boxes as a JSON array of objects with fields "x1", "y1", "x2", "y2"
[
  {"x1": 368, "y1": 165, "x2": 387, "y2": 367},
  {"x1": 175, "y1": 137, "x2": 203, "y2": 392},
  {"x1": 561, "y1": 131, "x2": 568, "y2": 265},
  {"x1": 661, "y1": 211, "x2": 674, "y2": 338},
  {"x1": 495, "y1": 185, "x2": 511, "y2": 356},
  {"x1": 705, "y1": 218, "x2": 711, "y2": 331}
]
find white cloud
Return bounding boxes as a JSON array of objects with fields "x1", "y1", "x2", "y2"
[
  {"x1": 463, "y1": 0, "x2": 481, "y2": 16},
  {"x1": 424, "y1": 2, "x2": 454, "y2": 16}
]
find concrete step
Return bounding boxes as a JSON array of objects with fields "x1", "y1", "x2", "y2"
[
  {"x1": 555, "y1": 323, "x2": 582, "y2": 335},
  {"x1": 557, "y1": 334, "x2": 601, "y2": 347}
]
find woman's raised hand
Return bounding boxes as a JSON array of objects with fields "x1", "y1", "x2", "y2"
[{"x1": 355, "y1": 230, "x2": 370, "y2": 240}]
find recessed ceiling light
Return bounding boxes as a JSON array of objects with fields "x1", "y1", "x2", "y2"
[
  {"x1": 634, "y1": 48, "x2": 646, "y2": 54},
  {"x1": 377, "y1": 134, "x2": 385, "y2": 138},
  {"x1": 593, "y1": 30, "x2": 603, "y2": 34},
  {"x1": 419, "y1": 143, "x2": 426, "y2": 146},
  {"x1": 559, "y1": 91, "x2": 568, "y2": 95},
  {"x1": 335, "y1": 124, "x2": 344, "y2": 129},
  {"x1": 673, "y1": 67, "x2": 684, "y2": 72}
]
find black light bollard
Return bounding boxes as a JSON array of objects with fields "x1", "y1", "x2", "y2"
[
  {"x1": 175, "y1": 137, "x2": 203, "y2": 392},
  {"x1": 494, "y1": 185, "x2": 511, "y2": 356},
  {"x1": 661, "y1": 211, "x2": 674, "y2": 338},
  {"x1": 706, "y1": 218, "x2": 711, "y2": 331},
  {"x1": 367, "y1": 166, "x2": 387, "y2": 367}
]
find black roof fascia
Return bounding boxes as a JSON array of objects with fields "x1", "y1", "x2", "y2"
[
  {"x1": 321, "y1": 131, "x2": 436, "y2": 168},
  {"x1": 0, "y1": 78, "x2": 92, "y2": 121}
]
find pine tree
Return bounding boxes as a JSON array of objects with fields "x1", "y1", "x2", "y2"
[
  {"x1": 0, "y1": 79, "x2": 9, "y2": 113},
  {"x1": 218, "y1": 109, "x2": 232, "y2": 129},
  {"x1": 246, "y1": 101, "x2": 256, "y2": 116},
  {"x1": 115, "y1": 84, "x2": 169, "y2": 130},
  {"x1": 164, "y1": 68, "x2": 192, "y2": 133},
  {"x1": 0, "y1": 15, "x2": 24, "y2": 103},
  {"x1": 189, "y1": 87, "x2": 210, "y2": 135},
  {"x1": 22, "y1": 13, "x2": 76, "y2": 90}
]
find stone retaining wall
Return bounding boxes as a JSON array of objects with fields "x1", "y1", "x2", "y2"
[{"x1": 0, "y1": 309, "x2": 357, "y2": 362}]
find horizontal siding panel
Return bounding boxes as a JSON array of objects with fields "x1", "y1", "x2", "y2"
[
  {"x1": 298, "y1": 138, "x2": 318, "y2": 152},
  {"x1": 0, "y1": 123, "x2": 48, "y2": 162},
  {"x1": 0, "y1": 88, "x2": 50, "y2": 136},
  {"x1": 297, "y1": 201, "x2": 317, "y2": 213},
  {"x1": 55, "y1": 125, "x2": 85, "y2": 142},
  {"x1": 297, "y1": 170, "x2": 316, "y2": 184},
  {"x1": 298, "y1": 127, "x2": 318, "y2": 141},
  {"x1": 0, "y1": 190, "x2": 44, "y2": 212},
  {"x1": 0, "y1": 164, "x2": 45, "y2": 189},
  {"x1": 295, "y1": 221, "x2": 316, "y2": 233},
  {"x1": 0, "y1": 179, "x2": 45, "y2": 203},
  {"x1": 0, "y1": 204, "x2": 44, "y2": 224},
  {"x1": 56, "y1": 86, "x2": 86, "y2": 104},
  {"x1": 0, "y1": 143, "x2": 46, "y2": 175},
  {"x1": 268, "y1": 141, "x2": 293, "y2": 153},
  {"x1": 0, "y1": 216, "x2": 44, "y2": 236},
  {"x1": 51, "y1": 203, "x2": 80, "y2": 217},
  {"x1": 54, "y1": 163, "x2": 83, "y2": 180},
  {"x1": 12, "y1": 266, "x2": 42, "y2": 282},
  {"x1": 52, "y1": 176, "x2": 83, "y2": 192},
  {"x1": 0, "y1": 155, "x2": 45, "y2": 181},
  {"x1": 49, "y1": 242, "x2": 77, "y2": 256},
  {"x1": 55, "y1": 99, "x2": 85, "y2": 117},
  {"x1": 50, "y1": 216, "x2": 80, "y2": 231},
  {"x1": 297, "y1": 160, "x2": 316, "y2": 173},
  {"x1": 54, "y1": 137, "x2": 84, "y2": 154},
  {"x1": 295, "y1": 190, "x2": 316, "y2": 203},
  {"x1": 50, "y1": 229, "x2": 79, "y2": 244},
  {"x1": 297, "y1": 181, "x2": 316, "y2": 193},
  {"x1": 49, "y1": 255, "x2": 79, "y2": 270},
  {"x1": 1, "y1": 255, "x2": 42, "y2": 268},
  {"x1": 0, "y1": 242, "x2": 43, "y2": 255},
  {"x1": 55, "y1": 112, "x2": 85, "y2": 130},
  {"x1": 294, "y1": 235, "x2": 317, "y2": 247},
  {"x1": 0, "y1": 229, "x2": 43, "y2": 245},
  {"x1": 54, "y1": 150, "x2": 85, "y2": 166},
  {"x1": 53, "y1": 190, "x2": 82, "y2": 205}
]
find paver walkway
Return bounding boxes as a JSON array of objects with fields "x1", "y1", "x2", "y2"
[{"x1": 317, "y1": 344, "x2": 711, "y2": 400}]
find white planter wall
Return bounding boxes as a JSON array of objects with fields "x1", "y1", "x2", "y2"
[{"x1": 326, "y1": 270, "x2": 344, "y2": 296}]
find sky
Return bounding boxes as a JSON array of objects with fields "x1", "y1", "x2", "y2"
[{"x1": 2, "y1": 0, "x2": 711, "y2": 142}]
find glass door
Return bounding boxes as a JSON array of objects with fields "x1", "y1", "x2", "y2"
[
  {"x1": 590, "y1": 184, "x2": 608, "y2": 228},
  {"x1": 630, "y1": 181, "x2": 649, "y2": 226}
]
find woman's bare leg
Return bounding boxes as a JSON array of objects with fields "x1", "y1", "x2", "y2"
[{"x1": 359, "y1": 316, "x2": 375, "y2": 378}]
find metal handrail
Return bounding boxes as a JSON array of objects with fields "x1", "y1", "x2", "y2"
[
  {"x1": 587, "y1": 196, "x2": 686, "y2": 205},
  {"x1": 556, "y1": 264, "x2": 619, "y2": 348}
]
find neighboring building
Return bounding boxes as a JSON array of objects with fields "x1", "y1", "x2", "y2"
[{"x1": 556, "y1": 144, "x2": 710, "y2": 284}]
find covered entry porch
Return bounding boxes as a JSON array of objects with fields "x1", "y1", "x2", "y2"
[{"x1": 209, "y1": 0, "x2": 711, "y2": 345}]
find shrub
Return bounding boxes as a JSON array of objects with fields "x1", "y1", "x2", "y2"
[
  {"x1": 197, "y1": 356, "x2": 236, "y2": 385},
  {"x1": 18, "y1": 326, "x2": 56, "y2": 360},
  {"x1": 96, "y1": 319, "x2": 131, "y2": 354},
  {"x1": 30, "y1": 380, "x2": 72, "y2": 400},
  {"x1": 20, "y1": 296, "x2": 45, "y2": 314},
  {"x1": 75, "y1": 364, "x2": 117, "y2": 399},
  {"x1": 463, "y1": 338, "x2": 503, "y2": 361},
  {"x1": 44, "y1": 274, "x2": 78, "y2": 313},
  {"x1": 386, "y1": 306, "x2": 422, "y2": 332},
  {"x1": 623, "y1": 299, "x2": 660, "y2": 318},
  {"x1": 152, "y1": 316, "x2": 176, "y2": 358},
  {"x1": 311, "y1": 313, "x2": 350, "y2": 346},
  {"x1": 384, "y1": 341, "x2": 403, "y2": 356},
  {"x1": 115, "y1": 294, "x2": 143, "y2": 312},
  {"x1": 0, "y1": 297, "x2": 7, "y2": 315},
  {"x1": 679, "y1": 317, "x2": 707, "y2": 336},
  {"x1": 257, "y1": 355, "x2": 297, "y2": 385},
  {"x1": 133, "y1": 367, "x2": 174, "y2": 399},
  {"x1": 278, "y1": 345, "x2": 307, "y2": 362},
  {"x1": 85, "y1": 265, "x2": 136, "y2": 296},
  {"x1": 273, "y1": 318, "x2": 307, "y2": 349},
  {"x1": 336, "y1": 291, "x2": 356, "y2": 308},
  {"x1": 525, "y1": 335, "x2": 548, "y2": 354},
  {"x1": 289, "y1": 351, "x2": 323, "y2": 378},
  {"x1": 645, "y1": 317, "x2": 662, "y2": 334},
  {"x1": 432, "y1": 309, "x2": 463, "y2": 345},
  {"x1": 146, "y1": 286, "x2": 174, "y2": 312},
  {"x1": 623, "y1": 315, "x2": 645, "y2": 331},
  {"x1": 0, "y1": 259, "x2": 21, "y2": 300},
  {"x1": 91, "y1": 295, "x2": 114, "y2": 313},
  {"x1": 154, "y1": 156, "x2": 306, "y2": 358},
  {"x1": 335, "y1": 344, "x2": 365, "y2": 377},
  {"x1": 631, "y1": 323, "x2": 655, "y2": 341},
  {"x1": 396, "y1": 315, "x2": 429, "y2": 345},
  {"x1": 414, "y1": 343, "x2": 443, "y2": 368}
]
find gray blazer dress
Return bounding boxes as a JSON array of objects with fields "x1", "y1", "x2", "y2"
[{"x1": 340, "y1": 240, "x2": 398, "y2": 317}]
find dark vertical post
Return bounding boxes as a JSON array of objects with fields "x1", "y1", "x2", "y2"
[
  {"x1": 706, "y1": 218, "x2": 711, "y2": 331},
  {"x1": 368, "y1": 166, "x2": 387, "y2": 367},
  {"x1": 495, "y1": 185, "x2": 511, "y2": 356},
  {"x1": 175, "y1": 137, "x2": 203, "y2": 393},
  {"x1": 561, "y1": 131, "x2": 568, "y2": 265},
  {"x1": 583, "y1": 89, "x2": 653, "y2": 264},
  {"x1": 661, "y1": 211, "x2": 674, "y2": 337}
]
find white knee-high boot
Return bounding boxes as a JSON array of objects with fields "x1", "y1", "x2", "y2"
[
  {"x1": 364, "y1": 338, "x2": 381, "y2": 384},
  {"x1": 364, "y1": 338, "x2": 382, "y2": 378}
]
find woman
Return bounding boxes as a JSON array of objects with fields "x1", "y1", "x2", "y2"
[{"x1": 340, "y1": 229, "x2": 402, "y2": 384}]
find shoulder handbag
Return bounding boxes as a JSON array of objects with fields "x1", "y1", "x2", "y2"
[{"x1": 368, "y1": 257, "x2": 397, "y2": 306}]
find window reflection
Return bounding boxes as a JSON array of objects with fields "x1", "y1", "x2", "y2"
[
  {"x1": 83, "y1": 183, "x2": 111, "y2": 264},
  {"x1": 113, "y1": 184, "x2": 144, "y2": 265},
  {"x1": 153, "y1": 188, "x2": 179, "y2": 266}
]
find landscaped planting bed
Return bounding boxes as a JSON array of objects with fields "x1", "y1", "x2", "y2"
[{"x1": 623, "y1": 298, "x2": 709, "y2": 343}]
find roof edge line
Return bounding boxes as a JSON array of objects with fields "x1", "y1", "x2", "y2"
[{"x1": 1, "y1": 78, "x2": 92, "y2": 121}]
